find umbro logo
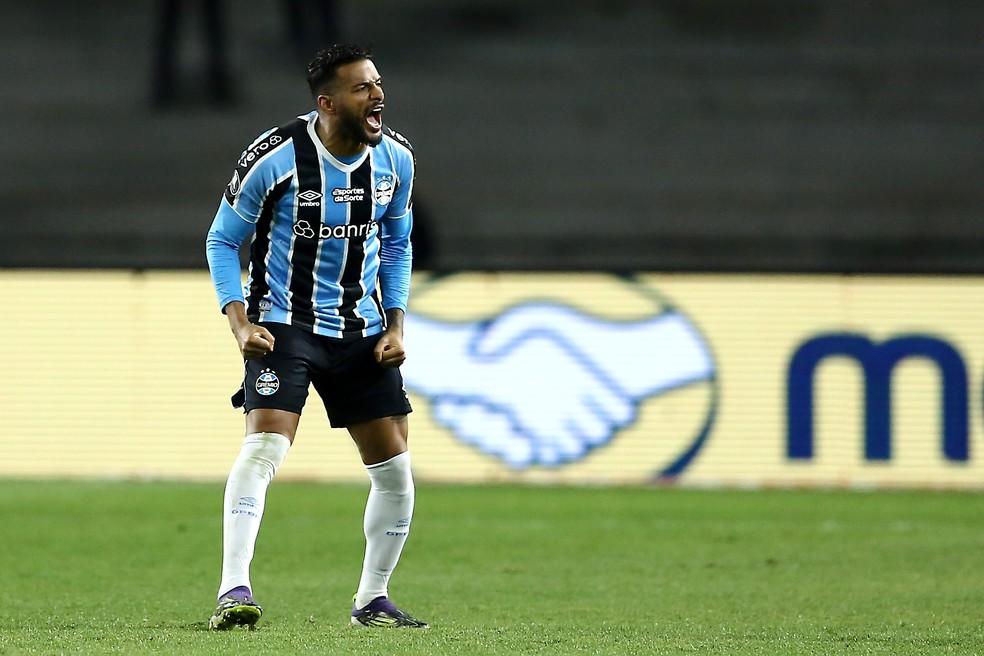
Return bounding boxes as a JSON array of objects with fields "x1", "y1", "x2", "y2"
[{"x1": 297, "y1": 190, "x2": 322, "y2": 207}]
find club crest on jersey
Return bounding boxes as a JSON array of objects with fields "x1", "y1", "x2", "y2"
[
  {"x1": 374, "y1": 176, "x2": 395, "y2": 205},
  {"x1": 255, "y1": 368, "x2": 280, "y2": 396},
  {"x1": 297, "y1": 190, "x2": 322, "y2": 207},
  {"x1": 227, "y1": 170, "x2": 241, "y2": 197}
]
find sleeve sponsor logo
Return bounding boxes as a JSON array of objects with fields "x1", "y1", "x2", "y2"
[
  {"x1": 386, "y1": 127, "x2": 412, "y2": 151},
  {"x1": 237, "y1": 134, "x2": 284, "y2": 168}
]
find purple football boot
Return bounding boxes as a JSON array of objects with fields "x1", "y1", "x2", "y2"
[
  {"x1": 351, "y1": 595, "x2": 429, "y2": 628},
  {"x1": 208, "y1": 586, "x2": 263, "y2": 630}
]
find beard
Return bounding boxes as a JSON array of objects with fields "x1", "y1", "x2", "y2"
[{"x1": 337, "y1": 105, "x2": 383, "y2": 147}]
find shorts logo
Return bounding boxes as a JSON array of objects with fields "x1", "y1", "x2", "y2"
[
  {"x1": 255, "y1": 368, "x2": 280, "y2": 396},
  {"x1": 258, "y1": 299, "x2": 272, "y2": 312},
  {"x1": 374, "y1": 176, "x2": 395, "y2": 205},
  {"x1": 332, "y1": 187, "x2": 365, "y2": 203},
  {"x1": 227, "y1": 170, "x2": 241, "y2": 197},
  {"x1": 297, "y1": 190, "x2": 322, "y2": 207}
]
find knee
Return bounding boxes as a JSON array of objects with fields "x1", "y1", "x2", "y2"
[
  {"x1": 387, "y1": 472, "x2": 414, "y2": 499},
  {"x1": 232, "y1": 432, "x2": 291, "y2": 481},
  {"x1": 378, "y1": 466, "x2": 414, "y2": 498},
  {"x1": 368, "y1": 451, "x2": 414, "y2": 496}
]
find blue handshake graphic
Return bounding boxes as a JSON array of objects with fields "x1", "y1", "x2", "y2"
[{"x1": 402, "y1": 303, "x2": 715, "y2": 469}]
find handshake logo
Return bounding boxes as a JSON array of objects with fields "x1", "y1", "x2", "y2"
[{"x1": 402, "y1": 302, "x2": 715, "y2": 469}]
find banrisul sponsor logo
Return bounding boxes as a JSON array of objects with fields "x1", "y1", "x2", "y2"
[{"x1": 292, "y1": 219, "x2": 378, "y2": 240}]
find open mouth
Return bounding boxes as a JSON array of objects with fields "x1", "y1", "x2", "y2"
[{"x1": 366, "y1": 106, "x2": 383, "y2": 131}]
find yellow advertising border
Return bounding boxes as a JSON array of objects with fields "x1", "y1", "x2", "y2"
[{"x1": 3, "y1": 271, "x2": 982, "y2": 488}]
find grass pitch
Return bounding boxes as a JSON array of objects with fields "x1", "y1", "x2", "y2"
[{"x1": 1, "y1": 481, "x2": 983, "y2": 655}]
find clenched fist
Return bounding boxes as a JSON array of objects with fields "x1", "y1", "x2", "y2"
[{"x1": 236, "y1": 324, "x2": 276, "y2": 359}]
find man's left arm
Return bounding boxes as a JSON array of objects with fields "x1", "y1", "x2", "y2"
[
  {"x1": 374, "y1": 152, "x2": 415, "y2": 368},
  {"x1": 377, "y1": 208, "x2": 413, "y2": 316}
]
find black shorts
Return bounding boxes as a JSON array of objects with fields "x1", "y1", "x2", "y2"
[{"x1": 231, "y1": 322, "x2": 412, "y2": 428}]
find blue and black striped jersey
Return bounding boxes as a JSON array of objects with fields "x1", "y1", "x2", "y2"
[{"x1": 206, "y1": 111, "x2": 414, "y2": 339}]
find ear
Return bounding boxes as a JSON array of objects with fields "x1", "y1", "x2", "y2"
[{"x1": 316, "y1": 94, "x2": 335, "y2": 115}]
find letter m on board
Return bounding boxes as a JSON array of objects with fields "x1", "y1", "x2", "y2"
[{"x1": 787, "y1": 333, "x2": 968, "y2": 461}]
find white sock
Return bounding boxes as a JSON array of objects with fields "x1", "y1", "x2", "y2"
[
  {"x1": 217, "y1": 432, "x2": 290, "y2": 598},
  {"x1": 355, "y1": 451, "x2": 414, "y2": 608}
]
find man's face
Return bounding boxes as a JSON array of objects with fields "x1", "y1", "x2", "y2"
[{"x1": 324, "y1": 59, "x2": 385, "y2": 147}]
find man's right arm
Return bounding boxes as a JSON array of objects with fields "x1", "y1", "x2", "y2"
[
  {"x1": 205, "y1": 202, "x2": 275, "y2": 358},
  {"x1": 205, "y1": 201, "x2": 253, "y2": 313},
  {"x1": 206, "y1": 126, "x2": 289, "y2": 358}
]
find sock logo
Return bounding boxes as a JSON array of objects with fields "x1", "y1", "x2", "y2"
[
  {"x1": 255, "y1": 368, "x2": 280, "y2": 396},
  {"x1": 232, "y1": 496, "x2": 259, "y2": 518},
  {"x1": 386, "y1": 517, "x2": 411, "y2": 536}
]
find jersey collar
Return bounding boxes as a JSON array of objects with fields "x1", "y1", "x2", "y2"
[{"x1": 304, "y1": 113, "x2": 370, "y2": 173}]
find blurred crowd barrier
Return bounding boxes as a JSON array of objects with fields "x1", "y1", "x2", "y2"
[{"x1": 4, "y1": 270, "x2": 984, "y2": 488}]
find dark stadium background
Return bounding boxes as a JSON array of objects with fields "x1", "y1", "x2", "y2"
[{"x1": 2, "y1": 0, "x2": 981, "y2": 272}]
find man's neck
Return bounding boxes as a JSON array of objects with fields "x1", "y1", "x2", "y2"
[{"x1": 315, "y1": 116, "x2": 366, "y2": 159}]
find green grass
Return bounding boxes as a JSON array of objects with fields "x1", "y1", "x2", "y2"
[{"x1": 1, "y1": 481, "x2": 984, "y2": 655}]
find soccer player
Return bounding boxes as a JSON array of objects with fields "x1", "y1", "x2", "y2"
[{"x1": 204, "y1": 45, "x2": 427, "y2": 630}]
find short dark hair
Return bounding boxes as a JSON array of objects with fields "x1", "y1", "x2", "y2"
[{"x1": 306, "y1": 44, "x2": 374, "y2": 97}]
